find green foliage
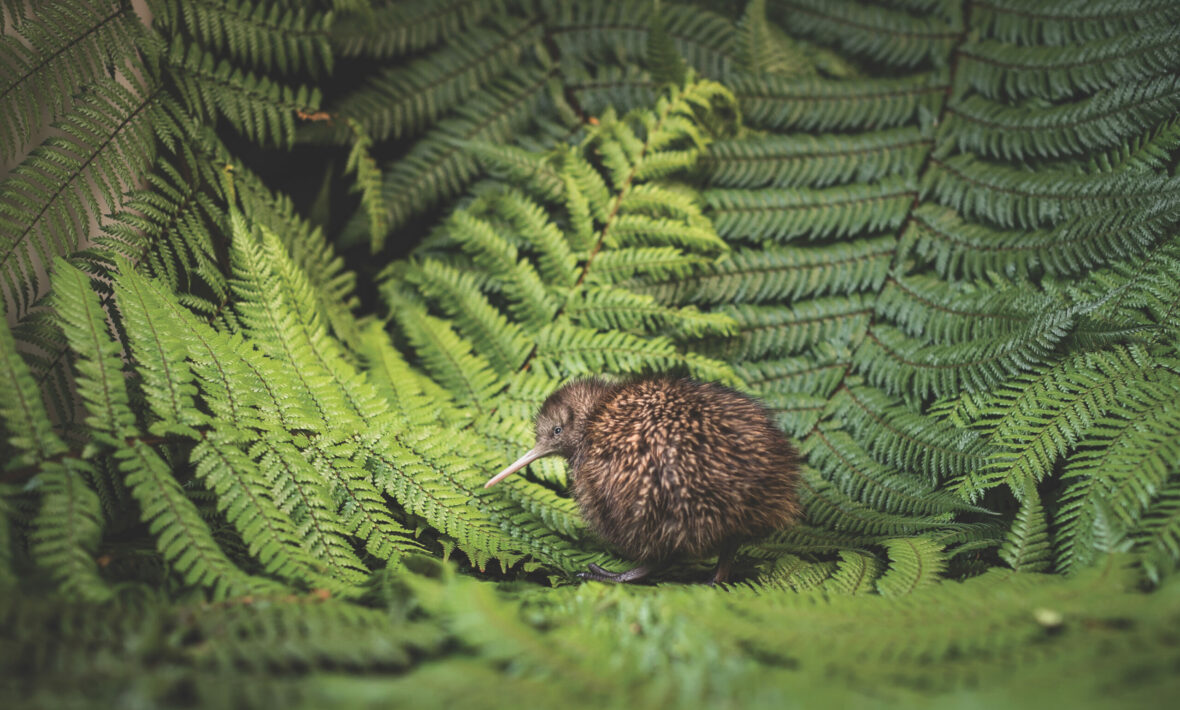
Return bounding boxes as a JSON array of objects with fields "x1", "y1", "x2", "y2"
[{"x1": 1, "y1": 0, "x2": 1179, "y2": 707}]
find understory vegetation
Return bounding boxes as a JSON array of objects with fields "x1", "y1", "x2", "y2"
[{"x1": 1, "y1": 0, "x2": 1178, "y2": 706}]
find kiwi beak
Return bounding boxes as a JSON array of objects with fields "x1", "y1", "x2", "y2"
[{"x1": 484, "y1": 448, "x2": 544, "y2": 488}]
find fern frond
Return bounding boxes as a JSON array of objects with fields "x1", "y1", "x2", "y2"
[
  {"x1": 822, "y1": 550, "x2": 884, "y2": 594},
  {"x1": 736, "y1": 350, "x2": 847, "y2": 436},
  {"x1": 0, "y1": 0, "x2": 142, "y2": 159},
  {"x1": 322, "y1": 19, "x2": 542, "y2": 143},
  {"x1": 958, "y1": 346, "x2": 1162, "y2": 501},
  {"x1": 89, "y1": 153, "x2": 229, "y2": 300},
  {"x1": 565, "y1": 287, "x2": 735, "y2": 340},
  {"x1": 154, "y1": 0, "x2": 333, "y2": 76},
  {"x1": 828, "y1": 381, "x2": 990, "y2": 484},
  {"x1": 853, "y1": 312, "x2": 1073, "y2": 401},
  {"x1": 706, "y1": 178, "x2": 915, "y2": 242},
  {"x1": 804, "y1": 428, "x2": 980, "y2": 517},
  {"x1": 1088, "y1": 114, "x2": 1180, "y2": 174},
  {"x1": 999, "y1": 485, "x2": 1052, "y2": 572},
  {"x1": 921, "y1": 154, "x2": 1180, "y2": 230},
  {"x1": 873, "y1": 273, "x2": 1051, "y2": 343},
  {"x1": 1054, "y1": 367, "x2": 1180, "y2": 574},
  {"x1": 196, "y1": 126, "x2": 363, "y2": 339},
  {"x1": 50, "y1": 261, "x2": 133, "y2": 443},
  {"x1": 114, "y1": 263, "x2": 205, "y2": 436},
  {"x1": 533, "y1": 321, "x2": 728, "y2": 383},
  {"x1": 753, "y1": 553, "x2": 837, "y2": 591},
  {"x1": 404, "y1": 262, "x2": 531, "y2": 375},
  {"x1": 199, "y1": 434, "x2": 365, "y2": 593},
  {"x1": 732, "y1": 71, "x2": 946, "y2": 131},
  {"x1": 899, "y1": 201, "x2": 1175, "y2": 279},
  {"x1": 439, "y1": 209, "x2": 558, "y2": 327},
  {"x1": 343, "y1": 118, "x2": 388, "y2": 252},
  {"x1": 343, "y1": 65, "x2": 554, "y2": 241},
  {"x1": 586, "y1": 246, "x2": 712, "y2": 286},
  {"x1": 167, "y1": 36, "x2": 319, "y2": 147},
  {"x1": 798, "y1": 475, "x2": 982, "y2": 540},
  {"x1": 1137, "y1": 482, "x2": 1180, "y2": 585},
  {"x1": 53, "y1": 259, "x2": 271, "y2": 597},
  {"x1": 0, "y1": 73, "x2": 166, "y2": 319},
  {"x1": 708, "y1": 296, "x2": 873, "y2": 360},
  {"x1": 703, "y1": 127, "x2": 930, "y2": 189},
  {"x1": 0, "y1": 306, "x2": 65, "y2": 465},
  {"x1": 30, "y1": 458, "x2": 111, "y2": 601},
  {"x1": 645, "y1": 3, "x2": 688, "y2": 86},
  {"x1": 973, "y1": 0, "x2": 1180, "y2": 46},
  {"x1": 385, "y1": 288, "x2": 502, "y2": 413},
  {"x1": 461, "y1": 143, "x2": 566, "y2": 205},
  {"x1": 546, "y1": 0, "x2": 736, "y2": 79},
  {"x1": 735, "y1": 0, "x2": 812, "y2": 77},
  {"x1": 637, "y1": 237, "x2": 894, "y2": 304},
  {"x1": 942, "y1": 75, "x2": 1180, "y2": 160},
  {"x1": 331, "y1": 0, "x2": 504, "y2": 58},
  {"x1": 875, "y1": 537, "x2": 946, "y2": 596},
  {"x1": 958, "y1": 25, "x2": 1180, "y2": 101},
  {"x1": 772, "y1": 0, "x2": 960, "y2": 68},
  {"x1": 565, "y1": 63, "x2": 660, "y2": 120}
]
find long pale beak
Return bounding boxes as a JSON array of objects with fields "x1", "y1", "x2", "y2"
[{"x1": 484, "y1": 448, "x2": 544, "y2": 488}]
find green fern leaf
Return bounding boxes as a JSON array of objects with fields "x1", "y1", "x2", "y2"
[
  {"x1": 875, "y1": 536, "x2": 946, "y2": 597},
  {"x1": 30, "y1": 459, "x2": 111, "y2": 601},
  {"x1": 999, "y1": 485, "x2": 1052, "y2": 572},
  {"x1": 0, "y1": 0, "x2": 143, "y2": 159},
  {"x1": 773, "y1": 0, "x2": 960, "y2": 68}
]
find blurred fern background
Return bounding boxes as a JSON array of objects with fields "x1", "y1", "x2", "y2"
[{"x1": 1, "y1": 0, "x2": 1178, "y2": 707}]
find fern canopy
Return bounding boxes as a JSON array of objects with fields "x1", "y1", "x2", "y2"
[{"x1": 1, "y1": 0, "x2": 1179, "y2": 707}]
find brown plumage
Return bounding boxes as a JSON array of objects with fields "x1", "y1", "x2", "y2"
[{"x1": 484, "y1": 376, "x2": 801, "y2": 584}]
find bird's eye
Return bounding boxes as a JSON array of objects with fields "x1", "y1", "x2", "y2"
[{"x1": 552, "y1": 426, "x2": 563, "y2": 435}]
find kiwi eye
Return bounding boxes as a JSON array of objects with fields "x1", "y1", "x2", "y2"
[{"x1": 552, "y1": 426, "x2": 563, "y2": 435}]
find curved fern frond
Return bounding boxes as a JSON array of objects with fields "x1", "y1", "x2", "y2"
[
  {"x1": 0, "y1": 306, "x2": 65, "y2": 465},
  {"x1": 52, "y1": 259, "x2": 272, "y2": 598},
  {"x1": 732, "y1": 71, "x2": 947, "y2": 131},
  {"x1": 168, "y1": 37, "x2": 319, "y2": 147},
  {"x1": 153, "y1": 0, "x2": 333, "y2": 76},
  {"x1": 898, "y1": 201, "x2": 1176, "y2": 279},
  {"x1": 636, "y1": 237, "x2": 894, "y2": 305},
  {"x1": 875, "y1": 536, "x2": 946, "y2": 596},
  {"x1": 999, "y1": 484, "x2": 1052, "y2": 572},
  {"x1": 972, "y1": 0, "x2": 1180, "y2": 46},
  {"x1": 921, "y1": 154, "x2": 1180, "y2": 230},
  {"x1": 703, "y1": 127, "x2": 930, "y2": 189},
  {"x1": 331, "y1": 0, "x2": 504, "y2": 58},
  {"x1": 342, "y1": 65, "x2": 555, "y2": 242},
  {"x1": 958, "y1": 25, "x2": 1180, "y2": 101},
  {"x1": 706, "y1": 178, "x2": 915, "y2": 242},
  {"x1": 29, "y1": 458, "x2": 111, "y2": 602},
  {"x1": 0, "y1": 73, "x2": 167, "y2": 319},
  {"x1": 942, "y1": 75, "x2": 1180, "y2": 160},
  {"x1": 772, "y1": 0, "x2": 960, "y2": 69},
  {"x1": 545, "y1": 0, "x2": 736, "y2": 79},
  {"x1": 321, "y1": 18, "x2": 542, "y2": 143},
  {"x1": 0, "y1": 0, "x2": 143, "y2": 159}
]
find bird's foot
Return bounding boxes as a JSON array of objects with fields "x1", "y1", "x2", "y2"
[
  {"x1": 577, "y1": 563, "x2": 652, "y2": 584},
  {"x1": 708, "y1": 539, "x2": 739, "y2": 587}
]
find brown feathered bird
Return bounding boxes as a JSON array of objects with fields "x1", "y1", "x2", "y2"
[{"x1": 484, "y1": 376, "x2": 801, "y2": 584}]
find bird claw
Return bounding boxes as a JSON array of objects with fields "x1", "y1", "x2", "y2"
[{"x1": 577, "y1": 562, "x2": 651, "y2": 583}]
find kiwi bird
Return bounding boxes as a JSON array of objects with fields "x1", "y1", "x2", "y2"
[{"x1": 484, "y1": 376, "x2": 801, "y2": 584}]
